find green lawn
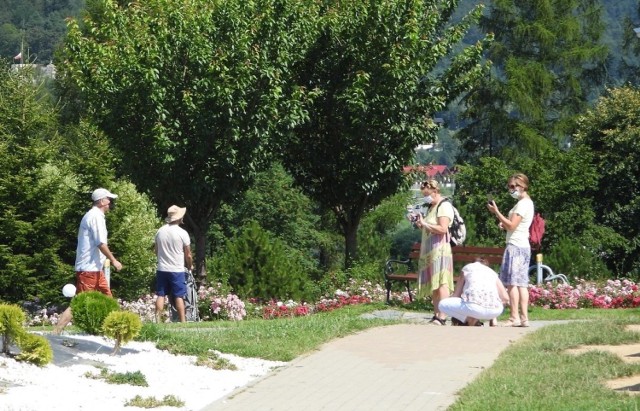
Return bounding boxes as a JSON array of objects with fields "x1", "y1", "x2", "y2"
[{"x1": 136, "y1": 304, "x2": 640, "y2": 410}]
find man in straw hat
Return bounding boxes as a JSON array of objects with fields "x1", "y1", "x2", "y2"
[
  {"x1": 154, "y1": 205, "x2": 193, "y2": 322},
  {"x1": 54, "y1": 188, "x2": 123, "y2": 334}
]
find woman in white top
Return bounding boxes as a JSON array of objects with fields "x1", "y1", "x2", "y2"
[
  {"x1": 487, "y1": 173, "x2": 534, "y2": 327},
  {"x1": 439, "y1": 260, "x2": 509, "y2": 326}
]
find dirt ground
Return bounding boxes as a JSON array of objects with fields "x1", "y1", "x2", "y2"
[{"x1": 564, "y1": 324, "x2": 640, "y2": 394}]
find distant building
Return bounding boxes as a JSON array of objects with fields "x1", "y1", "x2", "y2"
[
  {"x1": 10, "y1": 62, "x2": 56, "y2": 79},
  {"x1": 403, "y1": 163, "x2": 457, "y2": 199}
]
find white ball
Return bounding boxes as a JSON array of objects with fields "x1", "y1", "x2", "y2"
[{"x1": 62, "y1": 283, "x2": 76, "y2": 298}]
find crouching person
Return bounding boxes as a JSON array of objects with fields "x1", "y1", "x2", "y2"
[{"x1": 439, "y1": 259, "x2": 509, "y2": 326}]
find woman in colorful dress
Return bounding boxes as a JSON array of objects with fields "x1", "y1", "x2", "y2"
[{"x1": 415, "y1": 180, "x2": 454, "y2": 325}]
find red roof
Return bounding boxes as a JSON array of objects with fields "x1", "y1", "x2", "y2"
[{"x1": 402, "y1": 165, "x2": 452, "y2": 178}]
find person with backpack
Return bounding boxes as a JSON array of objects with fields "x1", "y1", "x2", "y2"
[
  {"x1": 487, "y1": 173, "x2": 534, "y2": 327},
  {"x1": 414, "y1": 179, "x2": 454, "y2": 325}
]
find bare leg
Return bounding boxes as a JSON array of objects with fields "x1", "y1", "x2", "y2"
[
  {"x1": 507, "y1": 285, "x2": 520, "y2": 322},
  {"x1": 155, "y1": 295, "x2": 166, "y2": 323},
  {"x1": 519, "y1": 286, "x2": 529, "y2": 323},
  {"x1": 54, "y1": 307, "x2": 73, "y2": 335},
  {"x1": 433, "y1": 284, "x2": 450, "y2": 321},
  {"x1": 174, "y1": 297, "x2": 186, "y2": 322}
]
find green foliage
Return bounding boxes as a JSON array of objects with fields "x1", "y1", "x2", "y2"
[
  {"x1": 86, "y1": 367, "x2": 148, "y2": 386},
  {"x1": 573, "y1": 86, "x2": 640, "y2": 277},
  {"x1": 15, "y1": 332, "x2": 53, "y2": 366},
  {"x1": 104, "y1": 181, "x2": 159, "y2": 301},
  {"x1": 357, "y1": 193, "x2": 409, "y2": 266},
  {"x1": 458, "y1": 0, "x2": 608, "y2": 163},
  {"x1": 195, "y1": 352, "x2": 237, "y2": 370},
  {"x1": 214, "y1": 162, "x2": 324, "y2": 279},
  {"x1": 102, "y1": 311, "x2": 143, "y2": 355},
  {"x1": 543, "y1": 237, "x2": 612, "y2": 281},
  {"x1": 124, "y1": 395, "x2": 184, "y2": 408},
  {"x1": 59, "y1": 0, "x2": 323, "y2": 277},
  {"x1": 214, "y1": 221, "x2": 313, "y2": 301},
  {"x1": 0, "y1": 303, "x2": 26, "y2": 354},
  {"x1": 0, "y1": 66, "x2": 75, "y2": 304},
  {"x1": 0, "y1": 0, "x2": 85, "y2": 63},
  {"x1": 283, "y1": 0, "x2": 491, "y2": 267},
  {"x1": 70, "y1": 291, "x2": 120, "y2": 335}
]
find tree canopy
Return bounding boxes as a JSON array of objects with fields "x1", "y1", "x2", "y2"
[
  {"x1": 58, "y1": 0, "x2": 321, "y2": 277},
  {"x1": 283, "y1": 0, "x2": 491, "y2": 267},
  {"x1": 456, "y1": 0, "x2": 609, "y2": 164}
]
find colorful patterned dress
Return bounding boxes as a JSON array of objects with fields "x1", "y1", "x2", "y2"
[{"x1": 417, "y1": 200, "x2": 454, "y2": 298}]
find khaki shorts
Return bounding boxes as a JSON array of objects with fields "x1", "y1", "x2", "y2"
[{"x1": 76, "y1": 271, "x2": 112, "y2": 296}]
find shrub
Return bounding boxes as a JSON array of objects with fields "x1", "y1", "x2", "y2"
[
  {"x1": 214, "y1": 221, "x2": 313, "y2": 301},
  {"x1": 544, "y1": 237, "x2": 612, "y2": 281},
  {"x1": 102, "y1": 311, "x2": 143, "y2": 354},
  {"x1": 15, "y1": 333, "x2": 53, "y2": 366},
  {"x1": 0, "y1": 303, "x2": 26, "y2": 354},
  {"x1": 70, "y1": 291, "x2": 120, "y2": 335}
]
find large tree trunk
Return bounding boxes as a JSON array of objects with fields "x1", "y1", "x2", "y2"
[{"x1": 343, "y1": 223, "x2": 358, "y2": 269}]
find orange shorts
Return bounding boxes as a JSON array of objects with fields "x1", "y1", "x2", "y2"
[{"x1": 76, "y1": 271, "x2": 112, "y2": 296}]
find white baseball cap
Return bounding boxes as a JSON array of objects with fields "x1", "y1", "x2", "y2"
[{"x1": 91, "y1": 188, "x2": 118, "y2": 201}]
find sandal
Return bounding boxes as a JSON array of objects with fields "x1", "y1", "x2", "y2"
[
  {"x1": 429, "y1": 316, "x2": 447, "y2": 326},
  {"x1": 501, "y1": 318, "x2": 521, "y2": 327},
  {"x1": 451, "y1": 317, "x2": 466, "y2": 326},
  {"x1": 519, "y1": 320, "x2": 530, "y2": 328}
]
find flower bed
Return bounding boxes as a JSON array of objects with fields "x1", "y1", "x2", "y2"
[
  {"x1": 528, "y1": 278, "x2": 640, "y2": 309},
  {"x1": 24, "y1": 277, "x2": 640, "y2": 327}
]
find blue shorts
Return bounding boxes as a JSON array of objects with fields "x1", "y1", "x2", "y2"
[{"x1": 156, "y1": 271, "x2": 187, "y2": 299}]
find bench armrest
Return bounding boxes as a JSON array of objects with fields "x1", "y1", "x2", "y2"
[{"x1": 384, "y1": 258, "x2": 413, "y2": 278}]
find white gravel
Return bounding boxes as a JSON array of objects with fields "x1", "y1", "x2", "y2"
[{"x1": 0, "y1": 333, "x2": 286, "y2": 411}]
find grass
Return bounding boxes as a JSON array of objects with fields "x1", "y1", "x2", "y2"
[
  {"x1": 450, "y1": 317, "x2": 640, "y2": 410},
  {"x1": 85, "y1": 367, "x2": 149, "y2": 386},
  {"x1": 124, "y1": 394, "x2": 184, "y2": 408},
  {"x1": 135, "y1": 303, "x2": 640, "y2": 410},
  {"x1": 137, "y1": 302, "x2": 399, "y2": 361}
]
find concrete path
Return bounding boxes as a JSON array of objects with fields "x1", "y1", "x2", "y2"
[{"x1": 201, "y1": 310, "x2": 539, "y2": 411}]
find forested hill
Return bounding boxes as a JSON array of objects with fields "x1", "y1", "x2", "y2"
[
  {"x1": 0, "y1": 0, "x2": 638, "y2": 79},
  {"x1": 0, "y1": 0, "x2": 85, "y2": 63}
]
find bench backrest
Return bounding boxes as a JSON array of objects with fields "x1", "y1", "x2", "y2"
[{"x1": 406, "y1": 243, "x2": 504, "y2": 265}]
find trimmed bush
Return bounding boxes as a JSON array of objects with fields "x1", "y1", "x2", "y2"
[
  {"x1": 16, "y1": 333, "x2": 53, "y2": 366},
  {"x1": 0, "y1": 303, "x2": 26, "y2": 354},
  {"x1": 70, "y1": 291, "x2": 120, "y2": 335},
  {"x1": 102, "y1": 311, "x2": 142, "y2": 354}
]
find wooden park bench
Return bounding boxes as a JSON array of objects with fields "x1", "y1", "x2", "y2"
[{"x1": 383, "y1": 242, "x2": 505, "y2": 304}]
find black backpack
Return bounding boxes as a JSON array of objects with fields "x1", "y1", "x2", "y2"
[{"x1": 436, "y1": 198, "x2": 466, "y2": 247}]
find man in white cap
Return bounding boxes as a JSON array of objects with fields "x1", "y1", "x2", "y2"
[
  {"x1": 54, "y1": 188, "x2": 123, "y2": 334},
  {"x1": 154, "y1": 205, "x2": 193, "y2": 322}
]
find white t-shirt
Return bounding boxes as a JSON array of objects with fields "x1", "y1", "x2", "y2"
[
  {"x1": 155, "y1": 224, "x2": 191, "y2": 272},
  {"x1": 506, "y1": 197, "x2": 534, "y2": 248},
  {"x1": 75, "y1": 207, "x2": 108, "y2": 272}
]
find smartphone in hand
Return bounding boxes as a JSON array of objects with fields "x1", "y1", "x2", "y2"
[{"x1": 487, "y1": 194, "x2": 494, "y2": 205}]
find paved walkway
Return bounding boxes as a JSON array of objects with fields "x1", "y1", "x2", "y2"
[{"x1": 201, "y1": 310, "x2": 540, "y2": 411}]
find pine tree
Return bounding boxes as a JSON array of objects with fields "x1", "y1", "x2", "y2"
[{"x1": 457, "y1": 0, "x2": 609, "y2": 164}]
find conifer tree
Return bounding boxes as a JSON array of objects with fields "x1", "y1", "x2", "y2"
[{"x1": 457, "y1": 0, "x2": 608, "y2": 164}]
